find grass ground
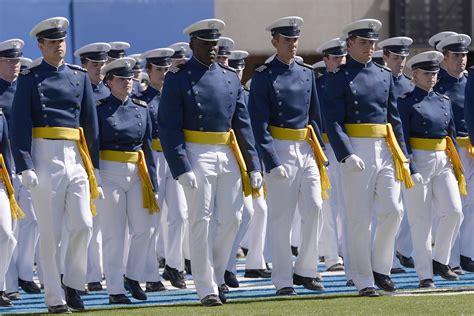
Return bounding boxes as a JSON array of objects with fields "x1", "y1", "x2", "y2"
[{"x1": 31, "y1": 292, "x2": 474, "y2": 315}]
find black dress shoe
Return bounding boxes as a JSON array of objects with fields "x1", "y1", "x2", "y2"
[
  {"x1": 184, "y1": 259, "x2": 192, "y2": 275},
  {"x1": 6, "y1": 291, "x2": 20, "y2": 300},
  {"x1": 76, "y1": 288, "x2": 88, "y2": 296},
  {"x1": 219, "y1": 284, "x2": 229, "y2": 294},
  {"x1": 47, "y1": 304, "x2": 71, "y2": 314},
  {"x1": 396, "y1": 251, "x2": 415, "y2": 268},
  {"x1": 293, "y1": 273, "x2": 324, "y2": 291},
  {"x1": 460, "y1": 255, "x2": 474, "y2": 272},
  {"x1": 224, "y1": 270, "x2": 239, "y2": 288},
  {"x1": 87, "y1": 282, "x2": 103, "y2": 292},
  {"x1": 200, "y1": 294, "x2": 222, "y2": 307},
  {"x1": 419, "y1": 279, "x2": 436, "y2": 288},
  {"x1": 18, "y1": 278, "x2": 41, "y2": 294},
  {"x1": 241, "y1": 247, "x2": 248, "y2": 256},
  {"x1": 124, "y1": 276, "x2": 147, "y2": 300},
  {"x1": 433, "y1": 260, "x2": 459, "y2": 281},
  {"x1": 358, "y1": 287, "x2": 380, "y2": 297},
  {"x1": 373, "y1": 271, "x2": 396, "y2": 292},
  {"x1": 218, "y1": 286, "x2": 227, "y2": 304},
  {"x1": 145, "y1": 281, "x2": 167, "y2": 292},
  {"x1": 291, "y1": 246, "x2": 299, "y2": 257},
  {"x1": 326, "y1": 263, "x2": 344, "y2": 272},
  {"x1": 244, "y1": 269, "x2": 271, "y2": 278},
  {"x1": 346, "y1": 279, "x2": 355, "y2": 287},
  {"x1": 276, "y1": 287, "x2": 297, "y2": 296},
  {"x1": 315, "y1": 273, "x2": 323, "y2": 282},
  {"x1": 0, "y1": 292, "x2": 13, "y2": 307},
  {"x1": 451, "y1": 266, "x2": 464, "y2": 275},
  {"x1": 62, "y1": 284, "x2": 84, "y2": 311},
  {"x1": 109, "y1": 294, "x2": 132, "y2": 304},
  {"x1": 162, "y1": 265, "x2": 187, "y2": 289},
  {"x1": 390, "y1": 267, "x2": 406, "y2": 274}
]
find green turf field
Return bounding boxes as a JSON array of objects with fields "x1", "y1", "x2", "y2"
[{"x1": 31, "y1": 292, "x2": 474, "y2": 315}]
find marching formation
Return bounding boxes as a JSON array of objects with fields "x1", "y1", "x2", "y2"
[{"x1": 0, "y1": 14, "x2": 473, "y2": 314}]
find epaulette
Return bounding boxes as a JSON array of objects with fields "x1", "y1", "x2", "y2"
[
  {"x1": 168, "y1": 63, "x2": 185, "y2": 74},
  {"x1": 255, "y1": 64, "x2": 269, "y2": 73},
  {"x1": 67, "y1": 64, "x2": 87, "y2": 72},
  {"x1": 20, "y1": 69, "x2": 31, "y2": 75},
  {"x1": 374, "y1": 62, "x2": 391, "y2": 72},
  {"x1": 132, "y1": 98, "x2": 147, "y2": 107},
  {"x1": 435, "y1": 91, "x2": 450, "y2": 100},
  {"x1": 96, "y1": 98, "x2": 107, "y2": 106},
  {"x1": 218, "y1": 63, "x2": 236, "y2": 73},
  {"x1": 295, "y1": 60, "x2": 314, "y2": 70}
]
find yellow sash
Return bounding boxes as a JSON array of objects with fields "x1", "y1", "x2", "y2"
[
  {"x1": 344, "y1": 123, "x2": 415, "y2": 189},
  {"x1": 100, "y1": 150, "x2": 160, "y2": 213},
  {"x1": 322, "y1": 133, "x2": 329, "y2": 144},
  {"x1": 183, "y1": 129, "x2": 261, "y2": 198},
  {"x1": 410, "y1": 137, "x2": 467, "y2": 195},
  {"x1": 269, "y1": 125, "x2": 331, "y2": 200},
  {"x1": 152, "y1": 139, "x2": 162, "y2": 151},
  {"x1": 457, "y1": 136, "x2": 474, "y2": 158},
  {"x1": 32, "y1": 127, "x2": 100, "y2": 216},
  {"x1": 0, "y1": 154, "x2": 24, "y2": 220}
]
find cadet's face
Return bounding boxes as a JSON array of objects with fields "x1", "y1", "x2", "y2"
[
  {"x1": 272, "y1": 35, "x2": 298, "y2": 61},
  {"x1": 413, "y1": 69, "x2": 437, "y2": 91},
  {"x1": 148, "y1": 65, "x2": 169, "y2": 86},
  {"x1": 216, "y1": 55, "x2": 229, "y2": 66},
  {"x1": 108, "y1": 76, "x2": 133, "y2": 97},
  {"x1": 191, "y1": 38, "x2": 218, "y2": 65},
  {"x1": 347, "y1": 37, "x2": 375, "y2": 63},
  {"x1": 0, "y1": 58, "x2": 21, "y2": 81},
  {"x1": 39, "y1": 39, "x2": 66, "y2": 63},
  {"x1": 444, "y1": 52, "x2": 467, "y2": 74},
  {"x1": 323, "y1": 55, "x2": 346, "y2": 72},
  {"x1": 383, "y1": 53, "x2": 407, "y2": 75},
  {"x1": 83, "y1": 60, "x2": 105, "y2": 84}
]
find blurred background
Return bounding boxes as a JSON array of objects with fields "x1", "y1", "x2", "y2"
[{"x1": 0, "y1": 0, "x2": 472, "y2": 81}]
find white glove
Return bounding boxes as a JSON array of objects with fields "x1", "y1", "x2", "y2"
[
  {"x1": 21, "y1": 169, "x2": 39, "y2": 189},
  {"x1": 343, "y1": 154, "x2": 365, "y2": 172},
  {"x1": 94, "y1": 169, "x2": 105, "y2": 199},
  {"x1": 97, "y1": 186, "x2": 105, "y2": 199},
  {"x1": 178, "y1": 171, "x2": 198, "y2": 190},
  {"x1": 250, "y1": 171, "x2": 263, "y2": 189},
  {"x1": 269, "y1": 165, "x2": 289, "y2": 179},
  {"x1": 154, "y1": 193, "x2": 159, "y2": 205},
  {"x1": 412, "y1": 173, "x2": 423, "y2": 184}
]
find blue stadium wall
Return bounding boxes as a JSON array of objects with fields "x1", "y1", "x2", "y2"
[{"x1": 0, "y1": 0, "x2": 214, "y2": 63}]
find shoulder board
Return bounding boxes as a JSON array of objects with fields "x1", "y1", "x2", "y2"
[
  {"x1": 168, "y1": 63, "x2": 185, "y2": 74},
  {"x1": 374, "y1": 63, "x2": 391, "y2": 72},
  {"x1": 295, "y1": 60, "x2": 314, "y2": 70},
  {"x1": 435, "y1": 91, "x2": 450, "y2": 100},
  {"x1": 399, "y1": 91, "x2": 413, "y2": 100},
  {"x1": 218, "y1": 63, "x2": 236, "y2": 73},
  {"x1": 132, "y1": 98, "x2": 147, "y2": 107},
  {"x1": 20, "y1": 69, "x2": 31, "y2": 75},
  {"x1": 67, "y1": 64, "x2": 87, "y2": 72},
  {"x1": 96, "y1": 98, "x2": 107, "y2": 106},
  {"x1": 403, "y1": 73, "x2": 412, "y2": 80},
  {"x1": 255, "y1": 64, "x2": 269, "y2": 73}
]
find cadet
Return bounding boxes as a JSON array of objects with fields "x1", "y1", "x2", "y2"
[
  {"x1": 106, "y1": 41, "x2": 130, "y2": 62},
  {"x1": 216, "y1": 37, "x2": 234, "y2": 66},
  {"x1": 129, "y1": 53, "x2": 144, "y2": 95},
  {"x1": 429, "y1": 31, "x2": 458, "y2": 77},
  {"x1": 11, "y1": 17, "x2": 102, "y2": 313},
  {"x1": 248, "y1": 16, "x2": 328, "y2": 296},
  {"x1": 0, "y1": 38, "x2": 25, "y2": 307},
  {"x1": 137, "y1": 47, "x2": 185, "y2": 291},
  {"x1": 435, "y1": 34, "x2": 474, "y2": 273},
  {"x1": 168, "y1": 42, "x2": 190, "y2": 67},
  {"x1": 323, "y1": 19, "x2": 413, "y2": 297},
  {"x1": 95, "y1": 57, "x2": 159, "y2": 304},
  {"x1": 158, "y1": 19, "x2": 262, "y2": 306},
  {"x1": 315, "y1": 37, "x2": 347, "y2": 273},
  {"x1": 377, "y1": 36, "x2": 415, "y2": 273},
  {"x1": 400, "y1": 51, "x2": 464, "y2": 288}
]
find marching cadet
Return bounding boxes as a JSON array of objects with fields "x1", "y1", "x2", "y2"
[
  {"x1": 248, "y1": 16, "x2": 328, "y2": 296},
  {"x1": 315, "y1": 37, "x2": 346, "y2": 273},
  {"x1": 323, "y1": 19, "x2": 413, "y2": 297},
  {"x1": 169, "y1": 42, "x2": 190, "y2": 67},
  {"x1": 11, "y1": 17, "x2": 102, "y2": 313},
  {"x1": 95, "y1": 57, "x2": 159, "y2": 304},
  {"x1": 129, "y1": 54, "x2": 144, "y2": 95},
  {"x1": 225, "y1": 50, "x2": 271, "y2": 289},
  {"x1": 107, "y1": 41, "x2": 130, "y2": 62},
  {"x1": 377, "y1": 36, "x2": 415, "y2": 273},
  {"x1": 435, "y1": 34, "x2": 474, "y2": 273},
  {"x1": 429, "y1": 31, "x2": 458, "y2": 77},
  {"x1": 158, "y1": 18, "x2": 262, "y2": 306},
  {"x1": 0, "y1": 39, "x2": 25, "y2": 307},
  {"x1": 74, "y1": 42, "x2": 112, "y2": 292},
  {"x1": 137, "y1": 47, "x2": 185, "y2": 291},
  {"x1": 399, "y1": 51, "x2": 464, "y2": 288},
  {"x1": 216, "y1": 37, "x2": 234, "y2": 66}
]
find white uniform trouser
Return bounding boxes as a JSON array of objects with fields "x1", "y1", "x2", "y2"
[
  {"x1": 404, "y1": 149, "x2": 463, "y2": 280},
  {"x1": 290, "y1": 207, "x2": 301, "y2": 248},
  {"x1": 340, "y1": 137, "x2": 402, "y2": 291},
  {"x1": 0, "y1": 184, "x2": 16, "y2": 291},
  {"x1": 319, "y1": 144, "x2": 343, "y2": 269},
  {"x1": 6, "y1": 177, "x2": 38, "y2": 293},
  {"x1": 87, "y1": 216, "x2": 102, "y2": 283},
  {"x1": 183, "y1": 142, "x2": 243, "y2": 299},
  {"x1": 97, "y1": 160, "x2": 155, "y2": 295},
  {"x1": 157, "y1": 152, "x2": 187, "y2": 271},
  {"x1": 392, "y1": 207, "x2": 413, "y2": 268},
  {"x1": 266, "y1": 139, "x2": 322, "y2": 290},
  {"x1": 31, "y1": 139, "x2": 92, "y2": 306},
  {"x1": 450, "y1": 147, "x2": 474, "y2": 266},
  {"x1": 244, "y1": 194, "x2": 267, "y2": 270}
]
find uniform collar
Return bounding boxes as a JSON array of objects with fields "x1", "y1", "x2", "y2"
[
  {"x1": 92, "y1": 81, "x2": 105, "y2": 91},
  {"x1": 190, "y1": 56, "x2": 217, "y2": 71},
  {"x1": 0, "y1": 77, "x2": 15, "y2": 87},
  {"x1": 39, "y1": 59, "x2": 66, "y2": 71},
  {"x1": 271, "y1": 56, "x2": 295, "y2": 69},
  {"x1": 110, "y1": 93, "x2": 130, "y2": 106},
  {"x1": 146, "y1": 85, "x2": 160, "y2": 96},
  {"x1": 413, "y1": 86, "x2": 434, "y2": 97},
  {"x1": 347, "y1": 57, "x2": 372, "y2": 68},
  {"x1": 443, "y1": 72, "x2": 465, "y2": 83}
]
